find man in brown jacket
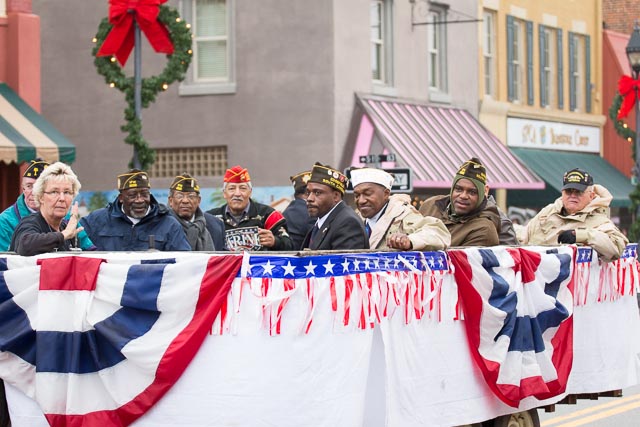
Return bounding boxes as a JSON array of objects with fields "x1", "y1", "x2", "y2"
[
  {"x1": 522, "y1": 168, "x2": 627, "y2": 261},
  {"x1": 419, "y1": 158, "x2": 500, "y2": 247}
]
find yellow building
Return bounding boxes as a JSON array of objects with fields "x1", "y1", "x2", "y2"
[{"x1": 478, "y1": 0, "x2": 632, "y2": 216}]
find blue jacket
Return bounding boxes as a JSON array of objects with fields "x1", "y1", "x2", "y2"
[
  {"x1": 204, "y1": 212, "x2": 226, "y2": 251},
  {"x1": 0, "y1": 194, "x2": 95, "y2": 252},
  {"x1": 80, "y1": 196, "x2": 190, "y2": 251}
]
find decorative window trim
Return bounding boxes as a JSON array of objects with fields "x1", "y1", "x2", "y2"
[
  {"x1": 483, "y1": 9, "x2": 497, "y2": 98},
  {"x1": 539, "y1": 25, "x2": 557, "y2": 108},
  {"x1": 179, "y1": 0, "x2": 236, "y2": 96},
  {"x1": 371, "y1": 0, "x2": 394, "y2": 88},
  {"x1": 427, "y1": 5, "x2": 448, "y2": 101},
  {"x1": 568, "y1": 31, "x2": 590, "y2": 113}
]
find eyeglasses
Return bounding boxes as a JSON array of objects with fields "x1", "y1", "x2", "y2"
[
  {"x1": 173, "y1": 192, "x2": 199, "y2": 201},
  {"x1": 123, "y1": 191, "x2": 151, "y2": 202},
  {"x1": 44, "y1": 191, "x2": 74, "y2": 198}
]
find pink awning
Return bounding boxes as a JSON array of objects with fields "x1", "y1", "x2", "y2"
[{"x1": 350, "y1": 95, "x2": 544, "y2": 190}]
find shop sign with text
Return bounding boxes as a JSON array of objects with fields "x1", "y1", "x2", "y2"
[{"x1": 507, "y1": 118, "x2": 600, "y2": 153}]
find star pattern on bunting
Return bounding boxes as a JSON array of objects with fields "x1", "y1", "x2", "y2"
[
  {"x1": 233, "y1": 252, "x2": 449, "y2": 280},
  {"x1": 323, "y1": 259, "x2": 335, "y2": 274},
  {"x1": 283, "y1": 261, "x2": 296, "y2": 276},
  {"x1": 305, "y1": 261, "x2": 317, "y2": 276},
  {"x1": 262, "y1": 260, "x2": 275, "y2": 276}
]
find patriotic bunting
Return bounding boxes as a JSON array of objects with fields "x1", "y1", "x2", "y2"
[{"x1": 0, "y1": 245, "x2": 638, "y2": 426}]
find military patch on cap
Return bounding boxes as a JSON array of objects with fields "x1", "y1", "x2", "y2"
[
  {"x1": 170, "y1": 172, "x2": 200, "y2": 193},
  {"x1": 290, "y1": 170, "x2": 312, "y2": 193},
  {"x1": 23, "y1": 158, "x2": 49, "y2": 179},
  {"x1": 307, "y1": 162, "x2": 348, "y2": 194},
  {"x1": 456, "y1": 157, "x2": 487, "y2": 184},
  {"x1": 117, "y1": 169, "x2": 150, "y2": 190},
  {"x1": 224, "y1": 165, "x2": 251, "y2": 184},
  {"x1": 562, "y1": 168, "x2": 593, "y2": 192}
]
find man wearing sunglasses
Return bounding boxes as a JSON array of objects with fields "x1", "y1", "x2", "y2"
[{"x1": 80, "y1": 169, "x2": 190, "y2": 251}]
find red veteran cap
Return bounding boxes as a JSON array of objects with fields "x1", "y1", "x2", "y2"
[{"x1": 224, "y1": 165, "x2": 251, "y2": 184}]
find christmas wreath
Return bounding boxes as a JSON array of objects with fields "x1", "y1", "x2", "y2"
[
  {"x1": 92, "y1": 2, "x2": 192, "y2": 169},
  {"x1": 609, "y1": 85, "x2": 640, "y2": 240}
]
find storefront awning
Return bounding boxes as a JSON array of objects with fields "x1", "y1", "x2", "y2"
[
  {"x1": 348, "y1": 94, "x2": 544, "y2": 189},
  {"x1": 0, "y1": 83, "x2": 75, "y2": 164},
  {"x1": 510, "y1": 148, "x2": 633, "y2": 208}
]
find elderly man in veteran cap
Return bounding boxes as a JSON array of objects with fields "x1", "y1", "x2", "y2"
[
  {"x1": 523, "y1": 168, "x2": 627, "y2": 261},
  {"x1": 302, "y1": 163, "x2": 369, "y2": 251},
  {"x1": 0, "y1": 159, "x2": 94, "y2": 251},
  {"x1": 420, "y1": 157, "x2": 500, "y2": 247},
  {"x1": 80, "y1": 169, "x2": 190, "y2": 251},
  {"x1": 283, "y1": 171, "x2": 315, "y2": 250},
  {"x1": 351, "y1": 168, "x2": 450, "y2": 251},
  {"x1": 168, "y1": 173, "x2": 225, "y2": 251},
  {"x1": 207, "y1": 165, "x2": 293, "y2": 251}
]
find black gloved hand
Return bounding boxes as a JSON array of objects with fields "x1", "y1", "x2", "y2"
[{"x1": 557, "y1": 230, "x2": 576, "y2": 244}]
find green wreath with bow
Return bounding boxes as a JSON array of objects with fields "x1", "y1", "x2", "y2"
[{"x1": 91, "y1": 4, "x2": 192, "y2": 169}]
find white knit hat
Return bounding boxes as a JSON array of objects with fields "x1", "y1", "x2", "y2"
[{"x1": 350, "y1": 168, "x2": 395, "y2": 190}]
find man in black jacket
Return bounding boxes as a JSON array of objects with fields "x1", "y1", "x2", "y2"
[
  {"x1": 207, "y1": 165, "x2": 293, "y2": 252},
  {"x1": 168, "y1": 173, "x2": 225, "y2": 251},
  {"x1": 301, "y1": 163, "x2": 369, "y2": 251},
  {"x1": 283, "y1": 171, "x2": 314, "y2": 250}
]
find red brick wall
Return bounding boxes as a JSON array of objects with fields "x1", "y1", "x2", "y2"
[
  {"x1": 6, "y1": 0, "x2": 32, "y2": 13},
  {"x1": 604, "y1": 0, "x2": 640, "y2": 34}
]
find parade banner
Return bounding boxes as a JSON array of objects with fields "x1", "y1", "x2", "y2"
[{"x1": 1, "y1": 246, "x2": 639, "y2": 427}]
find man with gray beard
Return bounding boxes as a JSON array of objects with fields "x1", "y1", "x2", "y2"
[{"x1": 80, "y1": 169, "x2": 190, "y2": 251}]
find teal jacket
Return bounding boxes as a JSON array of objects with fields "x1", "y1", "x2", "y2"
[{"x1": 0, "y1": 194, "x2": 96, "y2": 252}]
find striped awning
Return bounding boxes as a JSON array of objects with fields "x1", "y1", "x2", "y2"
[
  {"x1": 0, "y1": 83, "x2": 75, "y2": 164},
  {"x1": 510, "y1": 148, "x2": 633, "y2": 208},
  {"x1": 349, "y1": 94, "x2": 544, "y2": 189}
]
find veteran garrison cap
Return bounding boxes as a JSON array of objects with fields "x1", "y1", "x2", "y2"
[
  {"x1": 290, "y1": 170, "x2": 312, "y2": 194},
  {"x1": 117, "y1": 169, "x2": 150, "y2": 190},
  {"x1": 23, "y1": 158, "x2": 49, "y2": 179},
  {"x1": 455, "y1": 157, "x2": 487, "y2": 184},
  {"x1": 170, "y1": 172, "x2": 200, "y2": 193},
  {"x1": 224, "y1": 165, "x2": 251, "y2": 184},
  {"x1": 308, "y1": 162, "x2": 348, "y2": 194},
  {"x1": 562, "y1": 168, "x2": 593, "y2": 191}
]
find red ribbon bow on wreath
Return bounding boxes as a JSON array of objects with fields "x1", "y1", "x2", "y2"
[
  {"x1": 97, "y1": 0, "x2": 174, "y2": 66},
  {"x1": 617, "y1": 75, "x2": 640, "y2": 120}
]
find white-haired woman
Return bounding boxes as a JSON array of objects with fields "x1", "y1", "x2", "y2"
[{"x1": 9, "y1": 162, "x2": 84, "y2": 256}]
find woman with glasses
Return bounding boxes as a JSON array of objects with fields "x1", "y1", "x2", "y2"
[{"x1": 9, "y1": 162, "x2": 84, "y2": 256}]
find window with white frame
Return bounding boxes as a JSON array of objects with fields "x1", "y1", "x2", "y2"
[
  {"x1": 540, "y1": 26, "x2": 557, "y2": 108},
  {"x1": 427, "y1": 7, "x2": 447, "y2": 94},
  {"x1": 370, "y1": 0, "x2": 393, "y2": 86},
  {"x1": 180, "y1": 0, "x2": 235, "y2": 95},
  {"x1": 483, "y1": 10, "x2": 496, "y2": 98},
  {"x1": 569, "y1": 32, "x2": 591, "y2": 112},
  {"x1": 510, "y1": 19, "x2": 524, "y2": 102}
]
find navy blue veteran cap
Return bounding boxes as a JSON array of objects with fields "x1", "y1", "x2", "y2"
[{"x1": 562, "y1": 168, "x2": 593, "y2": 191}]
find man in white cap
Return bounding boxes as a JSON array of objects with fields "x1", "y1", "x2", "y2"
[{"x1": 351, "y1": 167, "x2": 450, "y2": 251}]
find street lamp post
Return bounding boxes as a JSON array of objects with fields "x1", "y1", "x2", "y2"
[{"x1": 626, "y1": 22, "x2": 640, "y2": 185}]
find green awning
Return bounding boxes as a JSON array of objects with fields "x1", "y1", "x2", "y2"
[
  {"x1": 509, "y1": 148, "x2": 633, "y2": 208},
  {"x1": 0, "y1": 83, "x2": 75, "y2": 164}
]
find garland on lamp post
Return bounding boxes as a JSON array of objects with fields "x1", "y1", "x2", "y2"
[
  {"x1": 91, "y1": 5, "x2": 192, "y2": 170},
  {"x1": 608, "y1": 92, "x2": 640, "y2": 240}
]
